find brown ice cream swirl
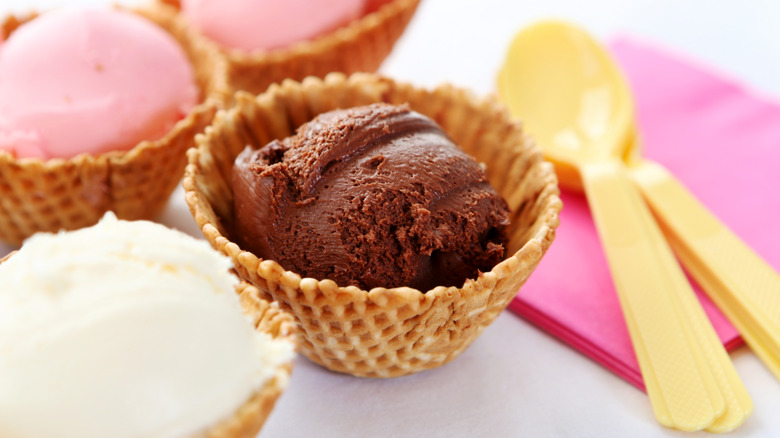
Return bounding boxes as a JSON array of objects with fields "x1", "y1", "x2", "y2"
[{"x1": 232, "y1": 103, "x2": 510, "y2": 291}]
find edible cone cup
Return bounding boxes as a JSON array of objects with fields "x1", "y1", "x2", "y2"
[
  {"x1": 203, "y1": 282, "x2": 295, "y2": 438},
  {"x1": 184, "y1": 73, "x2": 562, "y2": 377},
  {"x1": 161, "y1": 0, "x2": 421, "y2": 96},
  {"x1": 0, "y1": 4, "x2": 230, "y2": 246}
]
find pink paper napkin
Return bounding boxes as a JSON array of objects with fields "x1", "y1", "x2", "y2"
[{"x1": 509, "y1": 37, "x2": 780, "y2": 390}]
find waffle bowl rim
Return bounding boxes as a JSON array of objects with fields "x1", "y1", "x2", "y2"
[
  {"x1": 182, "y1": 71, "x2": 562, "y2": 312},
  {"x1": 0, "y1": 4, "x2": 230, "y2": 245},
  {"x1": 160, "y1": 0, "x2": 422, "y2": 62}
]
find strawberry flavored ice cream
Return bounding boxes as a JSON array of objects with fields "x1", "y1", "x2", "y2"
[
  {"x1": 180, "y1": 0, "x2": 366, "y2": 51},
  {"x1": 0, "y1": 7, "x2": 198, "y2": 160}
]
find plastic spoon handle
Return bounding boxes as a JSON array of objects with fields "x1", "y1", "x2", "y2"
[
  {"x1": 623, "y1": 136, "x2": 752, "y2": 432},
  {"x1": 581, "y1": 159, "x2": 724, "y2": 431},
  {"x1": 631, "y1": 161, "x2": 780, "y2": 372},
  {"x1": 677, "y1": 233, "x2": 780, "y2": 379},
  {"x1": 631, "y1": 183, "x2": 752, "y2": 432}
]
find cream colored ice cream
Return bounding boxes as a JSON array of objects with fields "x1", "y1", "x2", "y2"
[{"x1": 0, "y1": 213, "x2": 295, "y2": 438}]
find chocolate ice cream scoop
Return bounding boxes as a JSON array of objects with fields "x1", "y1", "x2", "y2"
[{"x1": 232, "y1": 103, "x2": 510, "y2": 291}]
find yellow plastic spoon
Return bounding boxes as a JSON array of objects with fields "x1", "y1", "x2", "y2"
[
  {"x1": 548, "y1": 117, "x2": 779, "y2": 388},
  {"x1": 498, "y1": 21, "x2": 738, "y2": 431}
]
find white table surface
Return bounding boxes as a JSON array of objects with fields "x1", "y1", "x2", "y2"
[{"x1": 3, "y1": 1, "x2": 780, "y2": 436}]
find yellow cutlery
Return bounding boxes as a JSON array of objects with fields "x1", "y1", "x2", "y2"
[
  {"x1": 628, "y1": 153, "x2": 780, "y2": 384},
  {"x1": 624, "y1": 135, "x2": 753, "y2": 433},
  {"x1": 498, "y1": 21, "x2": 751, "y2": 431}
]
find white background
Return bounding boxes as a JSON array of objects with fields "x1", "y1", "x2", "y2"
[{"x1": 3, "y1": 1, "x2": 780, "y2": 436}]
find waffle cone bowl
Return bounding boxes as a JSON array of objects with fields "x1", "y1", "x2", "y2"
[
  {"x1": 161, "y1": 0, "x2": 420, "y2": 96},
  {"x1": 0, "y1": 248, "x2": 295, "y2": 437},
  {"x1": 184, "y1": 73, "x2": 562, "y2": 378},
  {"x1": 0, "y1": 4, "x2": 230, "y2": 246},
  {"x1": 204, "y1": 282, "x2": 295, "y2": 438}
]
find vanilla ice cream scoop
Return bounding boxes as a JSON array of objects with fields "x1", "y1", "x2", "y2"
[{"x1": 0, "y1": 214, "x2": 295, "y2": 438}]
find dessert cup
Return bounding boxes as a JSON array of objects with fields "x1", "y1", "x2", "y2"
[
  {"x1": 184, "y1": 73, "x2": 562, "y2": 377},
  {"x1": 161, "y1": 0, "x2": 421, "y2": 96},
  {"x1": 0, "y1": 246, "x2": 295, "y2": 437},
  {"x1": 0, "y1": 4, "x2": 230, "y2": 246},
  {"x1": 205, "y1": 282, "x2": 295, "y2": 438}
]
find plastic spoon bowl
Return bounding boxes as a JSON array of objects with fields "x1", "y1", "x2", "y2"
[{"x1": 496, "y1": 31, "x2": 632, "y2": 192}]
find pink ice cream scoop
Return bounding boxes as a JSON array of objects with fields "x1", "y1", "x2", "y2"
[
  {"x1": 0, "y1": 7, "x2": 198, "y2": 160},
  {"x1": 180, "y1": 0, "x2": 366, "y2": 51}
]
